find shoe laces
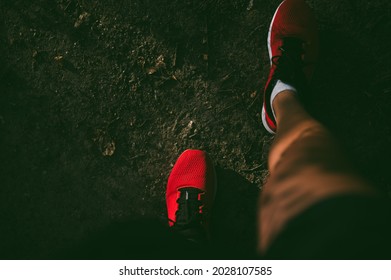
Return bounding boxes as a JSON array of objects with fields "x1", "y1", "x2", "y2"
[
  {"x1": 269, "y1": 37, "x2": 309, "y2": 92},
  {"x1": 170, "y1": 187, "x2": 204, "y2": 229},
  {"x1": 271, "y1": 37, "x2": 305, "y2": 73}
]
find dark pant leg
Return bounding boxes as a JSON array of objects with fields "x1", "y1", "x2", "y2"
[{"x1": 264, "y1": 196, "x2": 391, "y2": 259}]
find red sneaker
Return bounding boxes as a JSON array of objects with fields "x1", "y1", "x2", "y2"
[
  {"x1": 166, "y1": 149, "x2": 216, "y2": 242},
  {"x1": 262, "y1": 0, "x2": 319, "y2": 134}
]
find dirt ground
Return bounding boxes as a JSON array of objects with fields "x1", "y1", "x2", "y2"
[{"x1": 1, "y1": 0, "x2": 391, "y2": 259}]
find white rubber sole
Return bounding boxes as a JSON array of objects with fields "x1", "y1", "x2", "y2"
[
  {"x1": 261, "y1": 107, "x2": 276, "y2": 134},
  {"x1": 262, "y1": 1, "x2": 286, "y2": 135}
]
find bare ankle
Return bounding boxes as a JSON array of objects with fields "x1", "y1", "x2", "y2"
[{"x1": 272, "y1": 91, "x2": 299, "y2": 120}]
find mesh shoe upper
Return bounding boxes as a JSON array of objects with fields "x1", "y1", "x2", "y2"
[
  {"x1": 166, "y1": 150, "x2": 216, "y2": 240},
  {"x1": 262, "y1": 0, "x2": 319, "y2": 134}
]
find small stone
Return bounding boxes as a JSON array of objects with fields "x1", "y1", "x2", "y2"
[
  {"x1": 147, "y1": 67, "x2": 157, "y2": 75},
  {"x1": 54, "y1": 55, "x2": 63, "y2": 61},
  {"x1": 74, "y1": 12, "x2": 90, "y2": 28},
  {"x1": 102, "y1": 141, "x2": 116, "y2": 156}
]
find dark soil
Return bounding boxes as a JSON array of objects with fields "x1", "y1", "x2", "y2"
[{"x1": 1, "y1": 0, "x2": 391, "y2": 259}]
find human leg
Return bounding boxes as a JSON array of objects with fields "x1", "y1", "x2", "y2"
[
  {"x1": 260, "y1": 91, "x2": 376, "y2": 253},
  {"x1": 259, "y1": 0, "x2": 381, "y2": 255}
]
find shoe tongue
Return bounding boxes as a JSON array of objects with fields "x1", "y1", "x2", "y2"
[
  {"x1": 172, "y1": 188, "x2": 208, "y2": 244},
  {"x1": 175, "y1": 188, "x2": 204, "y2": 226},
  {"x1": 272, "y1": 37, "x2": 306, "y2": 89},
  {"x1": 280, "y1": 37, "x2": 304, "y2": 62}
]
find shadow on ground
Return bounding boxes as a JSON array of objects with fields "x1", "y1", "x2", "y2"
[{"x1": 52, "y1": 168, "x2": 258, "y2": 259}]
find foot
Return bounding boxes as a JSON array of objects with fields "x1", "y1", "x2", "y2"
[
  {"x1": 166, "y1": 149, "x2": 216, "y2": 243},
  {"x1": 262, "y1": 0, "x2": 319, "y2": 134}
]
